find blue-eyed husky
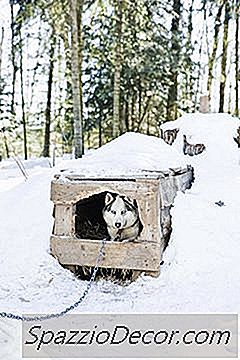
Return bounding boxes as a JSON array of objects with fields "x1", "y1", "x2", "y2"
[{"x1": 103, "y1": 193, "x2": 140, "y2": 242}]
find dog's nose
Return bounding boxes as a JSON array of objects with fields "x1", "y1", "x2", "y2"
[{"x1": 115, "y1": 222, "x2": 121, "y2": 228}]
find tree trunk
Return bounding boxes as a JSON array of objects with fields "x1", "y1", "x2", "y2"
[
  {"x1": 235, "y1": 0, "x2": 239, "y2": 117},
  {"x1": 70, "y1": 0, "x2": 83, "y2": 158},
  {"x1": 0, "y1": 27, "x2": 4, "y2": 82},
  {"x1": 219, "y1": 1, "x2": 230, "y2": 113},
  {"x1": 0, "y1": 27, "x2": 9, "y2": 158},
  {"x1": 62, "y1": 35, "x2": 73, "y2": 152},
  {"x1": 166, "y1": 0, "x2": 181, "y2": 121},
  {"x1": 3, "y1": 132, "x2": 10, "y2": 158},
  {"x1": 125, "y1": 97, "x2": 129, "y2": 131},
  {"x1": 43, "y1": 31, "x2": 56, "y2": 157},
  {"x1": 186, "y1": 0, "x2": 194, "y2": 108},
  {"x1": 10, "y1": 3, "x2": 17, "y2": 117},
  {"x1": 19, "y1": 31, "x2": 27, "y2": 160},
  {"x1": 207, "y1": 2, "x2": 224, "y2": 99},
  {"x1": 77, "y1": 1, "x2": 84, "y2": 153},
  {"x1": 113, "y1": 0, "x2": 123, "y2": 138}
]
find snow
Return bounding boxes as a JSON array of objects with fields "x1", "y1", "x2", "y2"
[
  {"x1": 58, "y1": 132, "x2": 188, "y2": 178},
  {"x1": 161, "y1": 113, "x2": 240, "y2": 167},
  {"x1": 0, "y1": 113, "x2": 240, "y2": 359}
]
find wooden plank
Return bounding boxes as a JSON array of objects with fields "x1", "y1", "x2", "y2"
[
  {"x1": 51, "y1": 179, "x2": 159, "y2": 205},
  {"x1": 138, "y1": 190, "x2": 161, "y2": 242},
  {"x1": 50, "y1": 236, "x2": 161, "y2": 271},
  {"x1": 174, "y1": 167, "x2": 194, "y2": 192},
  {"x1": 159, "y1": 176, "x2": 178, "y2": 208},
  {"x1": 54, "y1": 166, "x2": 191, "y2": 182},
  {"x1": 54, "y1": 205, "x2": 74, "y2": 236},
  {"x1": 159, "y1": 167, "x2": 194, "y2": 208},
  {"x1": 62, "y1": 174, "x2": 162, "y2": 180}
]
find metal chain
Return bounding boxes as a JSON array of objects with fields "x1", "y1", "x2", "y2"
[{"x1": 0, "y1": 238, "x2": 107, "y2": 322}]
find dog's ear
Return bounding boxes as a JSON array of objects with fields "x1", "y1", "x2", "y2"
[
  {"x1": 124, "y1": 196, "x2": 137, "y2": 207},
  {"x1": 105, "y1": 192, "x2": 114, "y2": 205}
]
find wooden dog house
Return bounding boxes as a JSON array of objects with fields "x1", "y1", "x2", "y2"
[{"x1": 50, "y1": 165, "x2": 194, "y2": 278}]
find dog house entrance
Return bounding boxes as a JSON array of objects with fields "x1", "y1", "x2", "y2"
[
  {"x1": 75, "y1": 191, "x2": 143, "y2": 241},
  {"x1": 75, "y1": 192, "x2": 108, "y2": 240}
]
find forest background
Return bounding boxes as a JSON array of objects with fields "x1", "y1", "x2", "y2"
[{"x1": 0, "y1": 0, "x2": 239, "y2": 159}]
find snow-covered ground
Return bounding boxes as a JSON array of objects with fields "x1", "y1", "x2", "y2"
[{"x1": 0, "y1": 113, "x2": 240, "y2": 359}]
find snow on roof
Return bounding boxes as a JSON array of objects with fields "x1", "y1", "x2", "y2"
[{"x1": 58, "y1": 132, "x2": 189, "y2": 177}]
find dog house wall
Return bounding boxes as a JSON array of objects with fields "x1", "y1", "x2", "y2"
[{"x1": 50, "y1": 166, "x2": 194, "y2": 275}]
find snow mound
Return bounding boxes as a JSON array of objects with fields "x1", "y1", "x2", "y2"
[
  {"x1": 58, "y1": 132, "x2": 189, "y2": 177},
  {"x1": 161, "y1": 113, "x2": 240, "y2": 167}
]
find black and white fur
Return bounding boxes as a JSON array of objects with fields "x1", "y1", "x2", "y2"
[{"x1": 103, "y1": 193, "x2": 140, "y2": 242}]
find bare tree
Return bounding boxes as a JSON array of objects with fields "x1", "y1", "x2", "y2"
[
  {"x1": 235, "y1": 0, "x2": 239, "y2": 116},
  {"x1": 166, "y1": 0, "x2": 181, "y2": 121},
  {"x1": 219, "y1": 0, "x2": 230, "y2": 113},
  {"x1": 43, "y1": 31, "x2": 56, "y2": 157},
  {"x1": 19, "y1": 30, "x2": 27, "y2": 160},
  {"x1": 113, "y1": 0, "x2": 123, "y2": 138},
  {"x1": 0, "y1": 27, "x2": 4, "y2": 81},
  {"x1": 0, "y1": 27, "x2": 9, "y2": 159},
  {"x1": 207, "y1": 1, "x2": 224, "y2": 101},
  {"x1": 10, "y1": 1, "x2": 17, "y2": 117},
  {"x1": 70, "y1": 0, "x2": 83, "y2": 158}
]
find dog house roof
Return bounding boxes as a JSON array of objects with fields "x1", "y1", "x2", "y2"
[{"x1": 57, "y1": 132, "x2": 189, "y2": 180}]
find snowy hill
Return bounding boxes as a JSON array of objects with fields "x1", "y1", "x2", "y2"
[
  {"x1": 0, "y1": 113, "x2": 240, "y2": 359},
  {"x1": 57, "y1": 132, "x2": 188, "y2": 178}
]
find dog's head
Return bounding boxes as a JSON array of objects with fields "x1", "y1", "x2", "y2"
[{"x1": 103, "y1": 193, "x2": 138, "y2": 230}]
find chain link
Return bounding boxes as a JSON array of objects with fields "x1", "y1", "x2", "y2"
[{"x1": 0, "y1": 238, "x2": 107, "y2": 322}]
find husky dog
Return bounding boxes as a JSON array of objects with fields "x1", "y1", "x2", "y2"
[
  {"x1": 103, "y1": 193, "x2": 140, "y2": 242},
  {"x1": 160, "y1": 128, "x2": 179, "y2": 145},
  {"x1": 183, "y1": 134, "x2": 206, "y2": 156}
]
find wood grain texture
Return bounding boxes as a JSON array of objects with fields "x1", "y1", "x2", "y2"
[
  {"x1": 50, "y1": 236, "x2": 161, "y2": 271},
  {"x1": 54, "y1": 205, "x2": 74, "y2": 236}
]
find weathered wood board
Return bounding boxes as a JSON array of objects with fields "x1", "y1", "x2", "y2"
[{"x1": 50, "y1": 236, "x2": 161, "y2": 271}]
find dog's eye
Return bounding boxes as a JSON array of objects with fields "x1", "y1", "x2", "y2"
[
  {"x1": 121, "y1": 210, "x2": 126, "y2": 215},
  {"x1": 111, "y1": 210, "x2": 116, "y2": 215}
]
